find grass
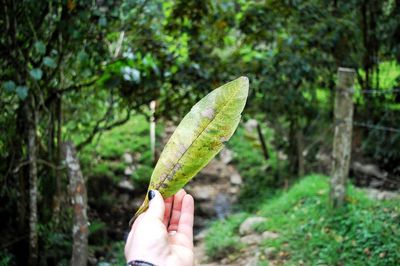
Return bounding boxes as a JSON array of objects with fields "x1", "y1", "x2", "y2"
[{"x1": 205, "y1": 175, "x2": 400, "y2": 265}]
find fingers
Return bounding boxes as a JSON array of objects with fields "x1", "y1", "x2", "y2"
[
  {"x1": 177, "y1": 194, "x2": 194, "y2": 243},
  {"x1": 163, "y1": 196, "x2": 174, "y2": 226},
  {"x1": 168, "y1": 189, "x2": 187, "y2": 231},
  {"x1": 145, "y1": 190, "x2": 165, "y2": 221}
]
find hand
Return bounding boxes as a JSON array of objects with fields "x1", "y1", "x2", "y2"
[{"x1": 125, "y1": 189, "x2": 194, "y2": 266}]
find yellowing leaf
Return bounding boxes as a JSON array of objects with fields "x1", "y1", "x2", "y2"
[{"x1": 129, "y1": 76, "x2": 249, "y2": 226}]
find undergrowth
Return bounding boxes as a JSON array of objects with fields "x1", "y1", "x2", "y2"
[{"x1": 205, "y1": 175, "x2": 400, "y2": 265}]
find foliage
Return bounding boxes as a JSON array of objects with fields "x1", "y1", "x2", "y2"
[
  {"x1": 205, "y1": 175, "x2": 400, "y2": 265},
  {"x1": 205, "y1": 213, "x2": 247, "y2": 260},
  {"x1": 133, "y1": 77, "x2": 249, "y2": 220},
  {"x1": 226, "y1": 122, "x2": 279, "y2": 210}
]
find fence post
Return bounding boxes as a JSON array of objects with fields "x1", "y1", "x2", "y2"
[{"x1": 330, "y1": 67, "x2": 355, "y2": 208}]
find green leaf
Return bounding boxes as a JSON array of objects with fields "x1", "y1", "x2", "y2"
[
  {"x1": 29, "y1": 68, "x2": 43, "y2": 80},
  {"x1": 130, "y1": 77, "x2": 249, "y2": 225},
  {"x1": 43, "y1": 57, "x2": 57, "y2": 69},
  {"x1": 16, "y1": 86, "x2": 28, "y2": 100},
  {"x1": 99, "y1": 17, "x2": 107, "y2": 26},
  {"x1": 2, "y1": 80, "x2": 16, "y2": 92},
  {"x1": 34, "y1": 41, "x2": 46, "y2": 55}
]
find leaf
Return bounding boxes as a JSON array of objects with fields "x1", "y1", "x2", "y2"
[
  {"x1": 2, "y1": 80, "x2": 16, "y2": 92},
  {"x1": 129, "y1": 76, "x2": 249, "y2": 226},
  {"x1": 29, "y1": 68, "x2": 43, "y2": 80},
  {"x1": 34, "y1": 41, "x2": 46, "y2": 55},
  {"x1": 43, "y1": 57, "x2": 57, "y2": 69},
  {"x1": 16, "y1": 86, "x2": 29, "y2": 100}
]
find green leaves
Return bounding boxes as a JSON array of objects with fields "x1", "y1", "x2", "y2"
[
  {"x1": 2, "y1": 81, "x2": 16, "y2": 92},
  {"x1": 29, "y1": 68, "x2": 43, "y2": 80},
  {"x1": 130, "y1": 77, "x2": 249, "y2": 225},
  {"x1": 34, "y1": 41, "x2": 46, "y2": 55},
  {"x1": 43, "y1": 57, "x2": 57, "y2": 69},
  {"x1": 2, "y1": 81, "x2": 28, "y2": 100},
  {"x1": 16, "y1": 86, "x2": 29, "y2": 100}
]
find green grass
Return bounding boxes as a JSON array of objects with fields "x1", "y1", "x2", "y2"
[{"x1": 205, "y1": 175, "x2": 400, "y2": 265}]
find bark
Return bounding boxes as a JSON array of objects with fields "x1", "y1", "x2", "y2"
[
  {"x1": 330, "y1": 67, "x2": 355, "y2": 208},
  {"x1": 26, "y1": 97, "x2": 38, "y2": 266},
  {"x1": 64, "y1": 142, "x2": 88, "y2": 266}
]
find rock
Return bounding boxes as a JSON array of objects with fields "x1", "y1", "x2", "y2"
[
  {"x1": 229, "y1": 187, "x2": 239, "y2": 194},
  {"x1": 278, "y1": 151, "x2": 288, "y2": 160},
  {"x1": 215, "y1": 194, "x2": 232, "y2": 219},
  {"x1": 364, "y1": 188, "x2": 400, "y2": 200},
  {"x1": 124, "y1": 165, "x2": 136, "y2": 176},
  {"x1": 263, "y1": 247, "x2": 277, "y2": 258},
  {"x1": 241, "y1": 231, "x2": 279, "y2": 245},
  {"x1": 220, "y1": 148, "x2": 233, "y2": 164},
  {"x1": 239, "y1": 216, "x2": 267, "y2": 235},
  {"x1": 117, "y1": 179, "x2": 134, "y2": 192},
  {"x1": 122, "y1": 152, "x2": 133, "y2": 164},
  {"x1": 262, "y1": 231, "x2": 279, "y2": 240},
  {"x1": 352, "y1": 161, "x2": 388, "y2": 179},
  {"x1": 241, "y1": 234, "x2": 262, "y2": 245},
  {"x1": 245, "y1": 119, "x2": 258, "y2": 133},
  {"x1": 190, "y1": 185, "x2": 216, "y2": 201},
  {"x1": 194, "y1": 229, "x2": 209, "y2": 242},
  {"x1": 230, "y1": 172, "x2": 242, "y2": 185}
]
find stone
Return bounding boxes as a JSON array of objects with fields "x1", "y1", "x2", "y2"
[
  {"x1": 230, "y1": 172, "x2": 242, "y2": 185},
  {"x1": 220, "y1": 148, "x2": 233, "y2": 164},
  {"x1": 118, "y1": 179, "x2": 134, "y2": 192},
  {"x1": 263, "y1": 247, "x2": 277, "y2": 258},
  {"x1": 241, "y1": 234, "x2": 262, "y2": 245},
  {"x1": 239, "y1": 216, "x2": 267, "y2": 235},
  {"x1": 123, "y1": 152, "x2": 133, "y2": 164},
  {"x1": 262, "y1": 231, "x2": 279, "y2": 240},
  {"x1": 190, "y1": 185, "x2": 216, "y2": 201},
  {"x1": 124, "y1": 165, "x2": 136, "y2": 176},
  {"x1": 245, "y1": 119, "x2": 258, "y2": 133}
]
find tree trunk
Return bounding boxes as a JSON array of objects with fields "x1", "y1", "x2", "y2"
[
  {"x1": 64, "y1": 142, "x2": 88, "y2": 266},
  {"x1": 256, "y1": 122, "x2": 269, "y2": 160},
  {"x1": 330, "y1": 67, "x2": 355, "y2": 208},
  {"x1": 26, "y1": 97, "x2": 38, "y2": 266}
]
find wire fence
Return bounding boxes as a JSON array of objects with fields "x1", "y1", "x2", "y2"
[
  {"x1": 354, "y1": 88, "x2": 400, "y2": 94},
  {"x1": 353, "y1": 121, "x2": 400, "y2": 133}
]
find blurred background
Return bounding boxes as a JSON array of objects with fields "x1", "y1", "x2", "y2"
[{"x1": 1, "y1": 0, "x2": 399, "y2": 265}]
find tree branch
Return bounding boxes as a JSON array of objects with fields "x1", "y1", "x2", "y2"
[{"x1": 76, "y1": 110, "x2": 131, "y2": 151}]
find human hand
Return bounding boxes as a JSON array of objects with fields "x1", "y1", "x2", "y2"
[{"x1": 124, "y1": 189, "x2": 194, "y2": 266}]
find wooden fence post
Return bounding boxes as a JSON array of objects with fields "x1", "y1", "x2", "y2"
[
  {"x1": 150, "y1": 100, "x2": 157, "y2": 165},
  {"x1": 330, "y1": 67, "x2": 355, "y2": 208}
]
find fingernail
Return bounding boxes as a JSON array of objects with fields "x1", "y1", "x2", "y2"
[{"x1": 148, "y1": 190, "x2": 155, "y2": 200}]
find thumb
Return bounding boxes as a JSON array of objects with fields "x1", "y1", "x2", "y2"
[{"x1": 146, "y1": 190, "x2": 165, "y2": 221}]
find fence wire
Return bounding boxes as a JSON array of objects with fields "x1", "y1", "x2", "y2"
[
  {"x1": 353, "y1": 121, "x2": 400, "y2": 133},
  {"x1": 351, "y1": 88, "x2": 400, "y2": 94}
]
